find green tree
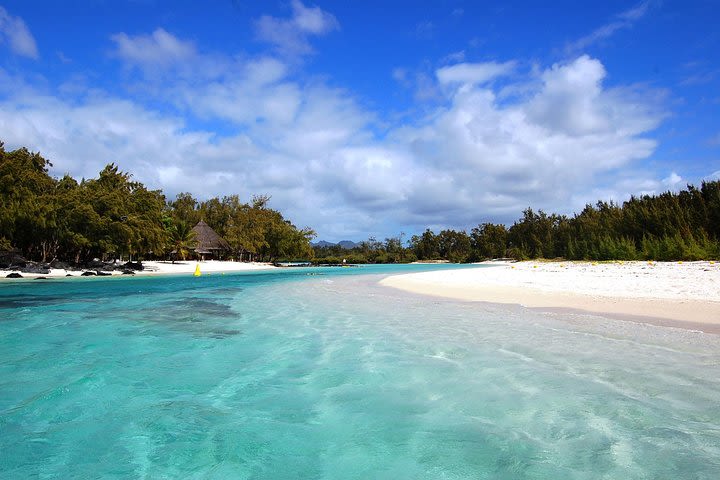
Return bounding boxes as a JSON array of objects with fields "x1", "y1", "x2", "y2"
[
  {"x1": 470, "y1": 223, "x2": 507, "y2": 259},
  {"x1": 169, "y1": 221, "x2": 197, "y2": 261}
]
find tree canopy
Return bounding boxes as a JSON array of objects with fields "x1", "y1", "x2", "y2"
[
  {"x1": 3, "y1": 141, "x2": 719, "y2": 265},
  {"x1": 0, "y1": 143, "x2": 315, "y2": 264},
  {"x1": 314, "y1": 181, "x2": 720, "y2": 263}
]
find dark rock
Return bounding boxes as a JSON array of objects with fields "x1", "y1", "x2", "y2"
[
  {"x1": 122, "y1": 269, "x2": 136, "y2": 275},
  {"x1": 50, "y1": 260, "x2": 70, "y2": 270},
  {"x1": 34, "y1": 277, "x2": 51, "y2": 280},
  {"x1": 6, "y1": 272, "x2": 23, "y2": 278},
  {"x1": 96, "y1": 271, "x2": 112, "y2": 276},
  {"x1": 20, "y1": 264, "x2": 51, "y2": 274},
  {"x1": 123, "y1": 261, "x2": 144, "y2": 271},
  {"x1": 86, "y1": 259, "x2": 105, "y2": 269},
  {"x1": 81, "y1": 271, "x2": 97, "y2": 276},
  {"x1": 66, "y1": 274, "x2": 73, "y2": 277},
  {"x1": 0, "y1": 251, "x2": 27, "y2": 269}
]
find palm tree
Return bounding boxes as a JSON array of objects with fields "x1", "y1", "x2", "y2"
[{"x1": 170, "y1": 221, "x2": 197, "y2": 262}]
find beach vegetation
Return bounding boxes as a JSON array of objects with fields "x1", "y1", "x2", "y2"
[
  {"x1": 0, "y1": 143, "x2": 315, "y2": 265},
  {"x1": 315, "y1": 180, "x2": 720, "y2": 263},
  {"x1": 169, "y1": 221, "x2": 197, "y2": 261},
  {"x1": 3, "y1": 141, "x2": 719, "y2": 265}
]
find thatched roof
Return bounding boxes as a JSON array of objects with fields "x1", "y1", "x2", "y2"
[{"x1": 191, "y1": 220, "x2": 231, "y2": 254}]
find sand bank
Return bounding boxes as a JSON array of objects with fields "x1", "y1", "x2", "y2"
[
  {"x1": 380, "y1": 261, "x2": 720, "y2": 332},
  {"x1": 0, "y1": 260, "x2": 276, "y2": 279}
]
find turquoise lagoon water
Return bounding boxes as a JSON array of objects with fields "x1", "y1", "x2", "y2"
[{"x1": 1, "y1": 264, "x2": 719, "y2": 479}]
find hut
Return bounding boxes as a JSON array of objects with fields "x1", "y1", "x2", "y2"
[{"x1": 190, "y1": 220, "x2": 231, "y2": 260}]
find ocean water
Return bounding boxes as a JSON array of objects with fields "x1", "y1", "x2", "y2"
[{"x1": 1, "y1": 265, "x2": 719, "y2": 479}]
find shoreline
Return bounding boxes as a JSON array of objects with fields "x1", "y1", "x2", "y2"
[
  {"x1": 379, "y1": 261, "x2": 720, "y2": 334},
  {"x1": 0, "y1": 260, "x2": 277, "y2": 280}
]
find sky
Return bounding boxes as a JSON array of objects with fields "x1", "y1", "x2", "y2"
[{"x1": 0, "y1": 1, "x2": 719, "y2": 242}]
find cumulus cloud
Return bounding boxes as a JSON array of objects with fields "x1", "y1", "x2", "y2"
[
  {"x1": 0, "y1": 26, "x2": 669, "y2": 239},
  {"x1": 662, "y1": 172, "x2": 684, "y2": 189},
  {"x1": 255, "y1": 0, "x2": 339, "y2": 56},
  {"x1": 0, "y1": 7, "x2": 38, "y2": 59},
  {"x1": 390, "y1": 55, "x2": 664, "y2": 226}
]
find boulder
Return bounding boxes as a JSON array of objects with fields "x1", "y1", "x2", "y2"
[
  {"x1": 86, "y1": 259, "x2": 105, "y2": 269},
  {"x1": 0, "y1": 251, "x2": 27, "y2": 269},
  {"x1": 20, "y1": 263, "x2": 51, "y2": 274},
  {"x1": 96, "y1": 271, "x2": 112, "y2": 276},
  {"x1": 81, "y1": 271, "x2": 97, "y2": 276},
  {"x1": 6, "y1": 272, "x2": 23, "y2": 278},
  {"x1": 122, "y1": 269, "x2": 136, "y2": 275},
  {"x1": 123, "y1": 261, "x2": 144, "y2": 271},
  {"x1": 50, "y1": 260, "x2": 71, "y2": 270}
]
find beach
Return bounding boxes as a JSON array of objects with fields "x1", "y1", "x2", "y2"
[
  {"x1": 0, "y1": 260, "x2": 276, "y2": 279},
  {"x1": 380, "y1": 261, "x2": 720, "y2": 332}
]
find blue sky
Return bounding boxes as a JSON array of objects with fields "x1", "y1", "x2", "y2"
[{"x1": 1, "y1": 1, "x2": 718, "y2": 241}]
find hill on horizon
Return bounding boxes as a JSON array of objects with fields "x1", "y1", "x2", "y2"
[{"x1": 312, "y1": 240, "x2": 359, "y2": 249}]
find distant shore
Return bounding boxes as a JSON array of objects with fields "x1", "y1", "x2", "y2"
[
  {"x1": 380, "y1": 261, "x2": 720, "y2": 333},
  {"x1": 0, "y1": 260, "x2": 276, "y2": 279}
]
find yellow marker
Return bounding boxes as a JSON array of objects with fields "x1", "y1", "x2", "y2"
[{"x1": 194, "y1": 264, "x2": 201, "y2": 277}]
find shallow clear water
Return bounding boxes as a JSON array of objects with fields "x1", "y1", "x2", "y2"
[{"x1": 1, "y1": 265, "x2": 719, "y2": 479}]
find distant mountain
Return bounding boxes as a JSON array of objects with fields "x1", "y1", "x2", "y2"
[
  {"x1": 312, "y1": 240, "x2": 337, "y2": 248},
  {"x1": 312, "y1": 240, "x2": 359, "y2": 249}
]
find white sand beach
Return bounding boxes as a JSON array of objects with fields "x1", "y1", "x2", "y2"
[
  {"x1": 0, "y1": 260, "x2": 276, "y2": 278},
  {"x1": 380, "y1": 261, "x2": 720, "y2": 332}
]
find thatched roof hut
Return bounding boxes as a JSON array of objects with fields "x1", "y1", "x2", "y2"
[{"x1": 191, "y1": 220, "x2": 231, "y2": 258}]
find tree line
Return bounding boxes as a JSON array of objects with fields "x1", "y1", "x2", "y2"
[
  {"x1": 313, "y1": 181, "x2": 720, "y2": 263},
  {"x1": 0, "y1": 143, "x2": 315, "y2": 264},
  {"x1": 4, "y1": 142, "x2": 719, "y2": 265}
]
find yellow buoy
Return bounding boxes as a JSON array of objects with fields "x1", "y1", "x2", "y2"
[{"x1": 194, "y1": 264, "x2": 201, "y2": 277}]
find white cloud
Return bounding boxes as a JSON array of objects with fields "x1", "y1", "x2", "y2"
[
  {"x1": 255, "y1": 0, "x2": 339, "y2": 56},
  {"x1": 442, "y1": 50, "x2": 466, "y2": 64},
  {"x1": 662, "y1": 171, "x2": 684, "y2": 189},
  {"x1": 111, "y1": 28, "x2": 196, "y2": 69},
  {"x1": 566, "y1": 1, "x2": 653, "y2": 54},
  {"x1": 0, "y1": 29, "x2": 669, "y2": 239},
  {"x1": 436, "y1": 61, "x2": 515, "y2": 86},
  {"x1": 390, "y1": 55, "x2": 664, "y2": 226},
  {"x1": 0, "y1": 7, "x2": 38, "y2": 59},
  {"x1": 291, "y1": 0, "x2": 339, "y2": 34}
]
